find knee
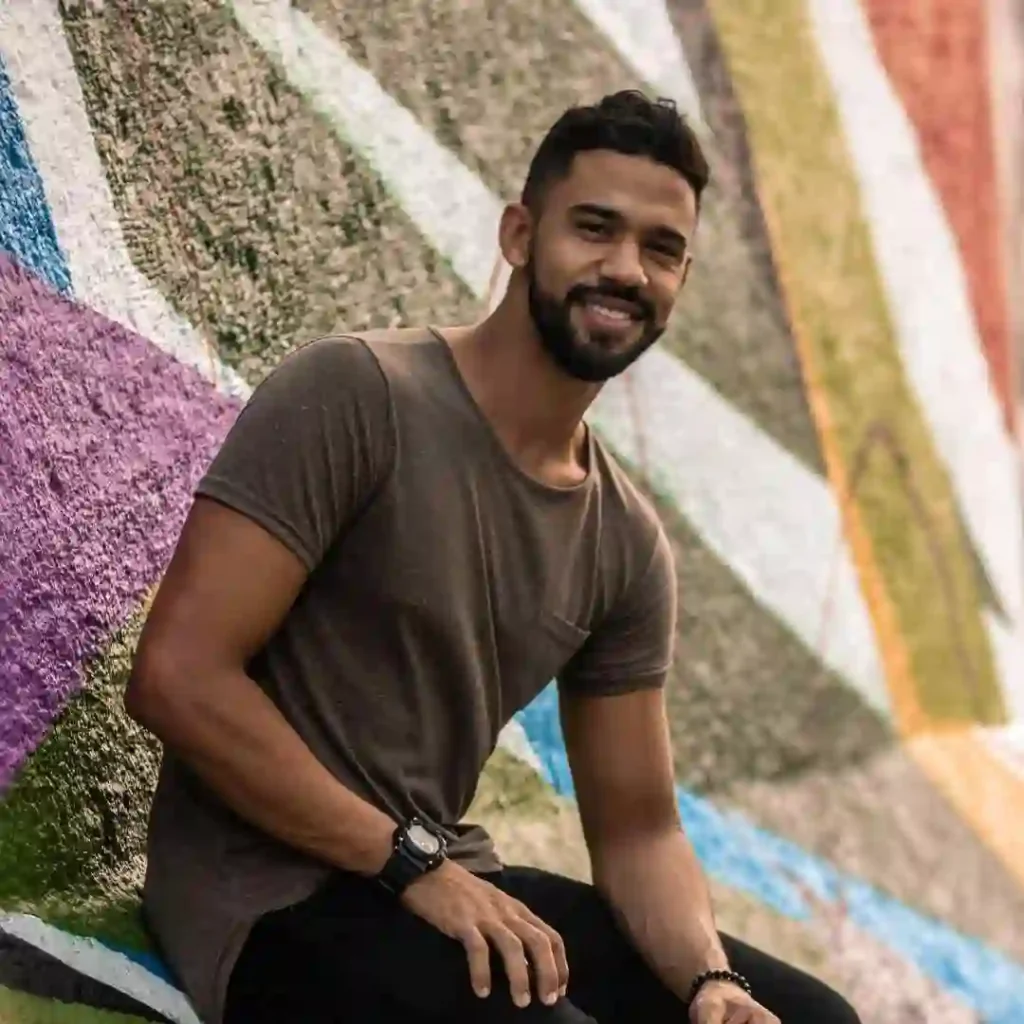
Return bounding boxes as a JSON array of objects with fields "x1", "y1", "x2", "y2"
[{"x1": 801, "y1": 979, "x2": 862, "y2": 1024}]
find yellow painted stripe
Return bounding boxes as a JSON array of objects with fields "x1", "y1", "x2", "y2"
[
  {"x1": 768, "y1": 161, "x2": 1024, "y2": 886},
  {"x1": 705, "y1": 0, "x2": 1002, "y2": 725},
  {"x1": 706, "y1": 0, "x2": 1024, "y2": 884},
  {"x1": 759, "y1": 194, "x2": 926, "y2": 736}
]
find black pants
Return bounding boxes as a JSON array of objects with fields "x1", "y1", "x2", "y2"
[{"x1": 225, "y1": 865, "x2": 861, "y2": 1023}]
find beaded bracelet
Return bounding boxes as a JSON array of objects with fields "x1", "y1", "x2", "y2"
[{"x1": 686, "y1": 968, "x2": 753, "y2": 1007}]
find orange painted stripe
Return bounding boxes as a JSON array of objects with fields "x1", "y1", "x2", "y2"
[
  {"x1": 860, "y1": 0, "x2": 1015, "y2": 431},
  {"x1": 753, "y1": 194, "x2": 928, "y2": 737},
  {"x1": 908, "y1": 728, "x2": 1024, "y2": 887},
  {"x1": 707, "y1": 1, "x2": 1024, "y2": 881},
  {"x1": 767, "y1": 177, "x2": 1024, "y2": 888}
]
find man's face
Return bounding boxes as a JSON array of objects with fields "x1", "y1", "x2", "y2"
[{"x1": 522, "y1": 149, "x2": 698, "y2": 383}]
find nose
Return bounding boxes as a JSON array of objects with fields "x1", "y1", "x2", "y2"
[{"x1": 599, "y1": 239, "x2": 647, "y2": 289}]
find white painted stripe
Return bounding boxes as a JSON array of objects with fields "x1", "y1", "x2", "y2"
[
  {"x1": 0, "y1": 1, "x2": 250, "y2": 401},
  {"x1": 980, "y1": 722, "x2": 1024, "y2": 779},
  {"x1": 232, "y1": 0, "x2": 502, "y2": 300},
  {"x1": 570, "y1": 0, "x2": 709, "y2": 136},
  {"x1": 984, "y1": 610, "x2": 1024, "y2": 721},
  {"x1": 807, "y1": 0, "x2": 1024, "y2": 669},
  {"x1": 597, "y1": 350, "x2": 890, "y2": 709},
  {"x1": 0, "y1": 914, "x2": 201, "y2": 1024},
  {"x1": 231, "y1": 0, "x2": 889, "y2": 710},
  {"x1": 496, "y1": 720, "x2": 547, "y2": 775}
]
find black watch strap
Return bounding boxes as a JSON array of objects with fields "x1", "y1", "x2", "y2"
[{"x1": 376, "y1": 818, "x2": 447, "y2": 897}]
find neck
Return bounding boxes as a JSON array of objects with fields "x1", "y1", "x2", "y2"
[{"x1": 442, "y1": 285, "x2": 601, "y2": 479}]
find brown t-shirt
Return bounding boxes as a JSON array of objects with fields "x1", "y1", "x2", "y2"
[{"x1": 142, "y1": 327, "x2": 676, "y2": 1024}]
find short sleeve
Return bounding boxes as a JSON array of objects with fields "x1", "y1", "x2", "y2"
[
  {"x1": 559, "y1": 526, "x2": 677, "y2": 696},
  {"x1": 196, "y1": 336, "x2": 394, "y2": 571}
]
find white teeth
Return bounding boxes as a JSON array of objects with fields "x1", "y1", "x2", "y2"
[{"x1": 589, "y1": 303, "x2": 631, "y2": 320}]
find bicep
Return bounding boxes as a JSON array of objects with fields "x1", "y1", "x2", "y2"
[
  {"x1": 132, "y1": 497, "x2": 309, "y2": 687},
  {"x1": 133, "y1": 336, "x2": 392, "y2": 683},
  {"x1": 560, "y1": 686, "x2": 679, "y2": 849},
  {"x1": 196, "y1": 336, "x2": 393, "y2": 571},
  {"x1": 558, "y1": 525, "x2": 680, "y2": 846}
]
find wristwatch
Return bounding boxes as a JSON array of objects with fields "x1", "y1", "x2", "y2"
[{"x1": 376, "y1": 817, "x2": 448, "y2": 896}]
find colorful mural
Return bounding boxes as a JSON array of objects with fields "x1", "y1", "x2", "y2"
[{"x1": 1, "y1": 1, "x2": 1022, "y2": 1022}]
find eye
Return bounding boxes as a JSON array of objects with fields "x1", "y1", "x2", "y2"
[
  {"x1": 646, "y1": 240, "x2": 685, "y2": 265},
  {"x1": 577, "y1": 220, "x2": 612, "y2": 239}
]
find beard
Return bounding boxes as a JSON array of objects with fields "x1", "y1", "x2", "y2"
[{"x1": 526, "y1": 257, "x2": 665, "y2": 383}]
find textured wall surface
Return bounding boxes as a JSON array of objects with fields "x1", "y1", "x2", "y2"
[
  {"x1": 988, "y1": 0, "x2": 1024, "y2": 406},
  {"x1": 1, "y1": 2, "x2": 1023, "y2": 1022}
]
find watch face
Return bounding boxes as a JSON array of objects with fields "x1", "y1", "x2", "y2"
[{"x1": 407, "y1": 823, "x2": 441, "y2": 856}]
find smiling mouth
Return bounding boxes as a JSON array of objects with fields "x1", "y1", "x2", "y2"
[
  {"x1": 578, "y1": 297, "x2": 645, "y2": 331},
  {"x1": 589, "y1": 302, "x2": 635, "y2": 320}
]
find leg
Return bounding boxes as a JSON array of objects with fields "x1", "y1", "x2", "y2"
[
  {"x1": 224, "y1": 893, "x2": 412, "y2": 1024},
  {"x1": 500, "y1": 866, "x2": 862, "y2": 1024},
  {"x1": 720, "y1": 935, "x2": 862, "y2": 1024},
  {"x1": 224, "y1": 868, "x2": 599, "y2": 1023}
]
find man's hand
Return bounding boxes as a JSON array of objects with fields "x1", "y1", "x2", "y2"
[
  {"x1": 690, "y1": 980, "x2": 780, "y2": 1023},
  {"x1": 400, "y1": 860, "x2": 569, "y2": 1008}
]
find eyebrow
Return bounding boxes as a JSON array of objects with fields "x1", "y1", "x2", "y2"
[{"x1": 570, "y1": 202, "x2": 689, "y2": 251}]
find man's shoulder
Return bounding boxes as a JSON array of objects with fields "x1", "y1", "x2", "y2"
[
  {"x1": 326, "y1": 325, "x2": 459, "y2": 391},
  {"x1": 271, "y1": 325, "x2": 437, "y2": 374},
  {"x1": 587, "y1": 432, "x2": 671, "y2": 601},
  {"x1": 258, "y1": 332, "x2": 385, "y2": 391},
  {"x1": 590, "y1": 432, "x2": 665, "y2": 546},
  {"x1": 254, "y1": 326, "x2": 446, "y2": 417},
  {"x1": 338, "y1": 325, "x2": 442, "y2": 365},
  {"x1": 341, "y1": 325, "x2": 438, "y2": 348}
]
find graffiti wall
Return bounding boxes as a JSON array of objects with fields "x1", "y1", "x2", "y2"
[
  {"x1": 1, "y1": 1, "x2": 1022, "y2": 1021},
  {"x1": 989, "y1": 0, "x2": 1024, "y2": 399}
]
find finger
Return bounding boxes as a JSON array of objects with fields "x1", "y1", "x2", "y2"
[
  {"x1": 460, "y1": 927, "x2": 492, "y2": 999},
  {"x1": 521, "y1": 912, "x2": 569, "y2": 996},
  {"x1": 485, "y1": 923, "x2": 532, "y2": 1008},
  {"x1": 509, "y1": 919, "x2": 559, "y2": 1006}
]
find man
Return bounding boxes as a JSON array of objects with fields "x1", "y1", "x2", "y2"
[{"x1": 128, "y1": 91, "x2": 860, "y2": 1024}]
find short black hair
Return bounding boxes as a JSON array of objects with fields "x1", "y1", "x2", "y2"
[{"x1": 521, "y1": 90, "x2": 709, "y2": 212}]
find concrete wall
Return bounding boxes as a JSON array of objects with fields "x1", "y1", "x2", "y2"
[
  {"x1": 1, "y1": 2, "x2": 1023, "y2": 1022},
  {"x1": 988, "y1": 0, "x2": 1024, "y2": 415}
]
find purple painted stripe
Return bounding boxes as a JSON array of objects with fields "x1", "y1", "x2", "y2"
[{"x1": 0, "y1": 255, "x2": 240, "y2": 789}]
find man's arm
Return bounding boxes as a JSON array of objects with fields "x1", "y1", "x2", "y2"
[
  {"x1": 131, "y1": 496, "x2": 569, "y2": 1008},
  {"x1": 560, "y1": 685, "x2": 727, "y2": 993},
  {"x1": 126, "y1": 496, "x2": 397, "y2": 876},
  {"x1": 126, "y1": 337, "x2": 402, "y2": 873},
  {"x1": 561, "y1": 687, "x2": 778, "y2": 1022},
  {"x1": 556, "y1": 521, "x2": 724, "y2": 989}
]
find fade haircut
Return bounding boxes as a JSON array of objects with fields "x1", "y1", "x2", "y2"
[{"x1": 521, "y1": 90, "x2": 710, "y2": 213}]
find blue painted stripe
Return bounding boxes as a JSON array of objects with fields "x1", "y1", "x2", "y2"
[
  {"x1": 514, "y1": 684, "x2": 1024, "y2": 1022},
  {"x1": 100, "y1": 939, "x2": 177, "y2": 986},
  {"x1": 0, "y1": 57, "x2": 71, "y2": 295}
]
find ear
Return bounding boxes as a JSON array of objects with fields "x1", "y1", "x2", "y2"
[
  {"x1": 498, "y1": 202, "x2": 534, "y2": 270},
  {"x1": 679, "y1": 252, "x2": 693, "y2": 290}
]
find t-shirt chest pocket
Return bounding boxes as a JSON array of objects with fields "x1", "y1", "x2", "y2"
[{"x1": 496, "y1": 608, "x2": 591, "y2": 714}]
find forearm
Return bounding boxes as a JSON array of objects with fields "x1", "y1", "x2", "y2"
[
  {"x1": 126, "y1": 666, "x2": 395, "y2": 876},
  {"x1": 592, "y1": 827, "x2": 729, "y2": 1000}
]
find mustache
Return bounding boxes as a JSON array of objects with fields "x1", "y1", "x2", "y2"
[{"x1": 566, "y1": 282, "x2": 653, "y2": 320}]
